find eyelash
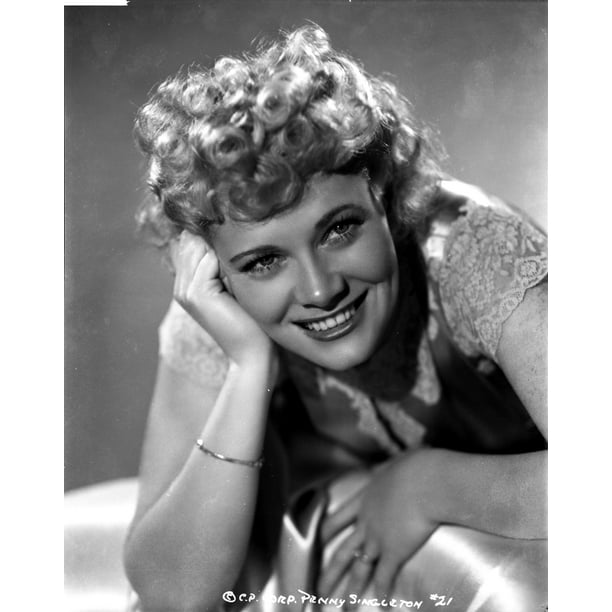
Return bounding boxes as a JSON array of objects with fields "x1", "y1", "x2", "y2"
[
  {"x1": 241, "y1": 253, "x2": 282, "y2": 276},
  {"x1": 323, "y1": 214, "x2": 364, "y2": 244},
  {"x1": 240, "y1": 214, "x2": 365, "y2": 277}
]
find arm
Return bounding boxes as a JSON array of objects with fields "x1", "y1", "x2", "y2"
[
  {"x1": 124, "y1": 358, "x2": 274, "y2": 612},
  {"x1": 414, "y1": 191, "x2": 548, "y2": 540},
  {"x1": 438, "y1": 280, "x2": 547, "y2": 530},
  {"x1": 124, "y1": 233, "x2": 276, "y2": 612}
]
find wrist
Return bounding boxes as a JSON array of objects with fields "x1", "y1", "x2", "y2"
[
  {"x1": 418, "y1": 448, "x2": 494, "y2": 530},
  {"x1": 229, "y1": 338, "x2": 275, "y2": 368},
  {"x1": 229, "y1": 344, "x2": 277, "y2": 375},
  {"x1": 404, "y1": 448, "x2": 456, "y2": 525},
  {"x1": 226, "y1": 347, "x2": 278, "y2": 395}
]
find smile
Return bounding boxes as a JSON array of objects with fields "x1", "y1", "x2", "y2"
[{"x1": 293, "y1": 291, "x2": 367, "y2": 338}]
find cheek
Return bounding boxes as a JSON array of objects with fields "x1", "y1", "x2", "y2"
[
  {"x1": 340, "y1": 227, "x2": 397, "y2": 283},
  {"x1": 229, "y1": 277, "x2": 292, "y2": 328}
]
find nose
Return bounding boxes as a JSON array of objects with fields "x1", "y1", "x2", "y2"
[{"x1": 295, "y1": 254, "x2": 349, "y2": 311}]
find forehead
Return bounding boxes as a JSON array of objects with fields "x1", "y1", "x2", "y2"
[{"x1": 211, "y1": 174, "x2": 376, "y2": 254}]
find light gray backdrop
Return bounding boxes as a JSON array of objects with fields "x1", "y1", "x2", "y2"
[{"x1": 65, "y1": 0, "x2": 547, "y2": 491}]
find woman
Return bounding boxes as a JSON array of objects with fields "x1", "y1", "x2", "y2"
[{"x1": 124, "y1": 25, "x2": 547, "y2": 612}]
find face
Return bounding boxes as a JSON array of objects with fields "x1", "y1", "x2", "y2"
[{"x1": 211, "y1": 174, "x2": 400, "y2": 371}]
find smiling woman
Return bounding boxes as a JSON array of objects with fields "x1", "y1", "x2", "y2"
[
  {"x1": 122, "y1": 24, "x2": 547, "y2": 612},
  {"x1": 213, "y1": 174, "x2": 399, "y2": 371}
]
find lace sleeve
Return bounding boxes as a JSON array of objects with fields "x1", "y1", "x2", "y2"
[
  {"x1": 436, "y1": 202, "x2": 547, "y2": 360},
  {"x1": 158, "y1": 300, "x2": 229, "y2": 389}
]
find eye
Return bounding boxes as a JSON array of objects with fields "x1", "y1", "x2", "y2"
[
  {"x1": 330, "y1": 221, "x2": 352, "y2": 237},
  {"x1": 241, "y1": 253, "x2": 284, "y2": 277},
  {"x1": 323, "y1": 215, "x2": 365, "y2": 245}
]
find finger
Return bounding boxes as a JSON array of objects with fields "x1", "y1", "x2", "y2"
[
  {"x1": 178, "y1": 231, "x2": 209, "y2": 270},
  {"x1": 219, "y1": 263, "x2": 239, "y2": 297},
  {"x1": 173, "y1": 233, "x2": 213, "y2": 298},
  {"x1": 342, "y1": 542, "x2": 379, "y2": 609},
  {"x1": 318, "y1": 527, "x2": 364, "y2": 598},
  {"x1": 172, "y1": 235, "x2": 203, "y2": 293},
  {"x1": 371, "y1": 552, "x2": 403, "y2": 601},
  {"x1": 220, "y1": 269, "x2": 232, "y2": 294},
  {"x1": 320, "y1": 491, "x2": 362, "y2": 544},
  {"x1": 190, "y1": 247, "x2": 221, "y2": 293}
]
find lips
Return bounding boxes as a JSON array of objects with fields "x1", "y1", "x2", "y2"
[{"x1": 293, "y1": 291, "x2": 367, "y2": 340}]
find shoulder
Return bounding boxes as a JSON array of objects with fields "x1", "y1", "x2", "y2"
[
  {"x1": 420, "y1": 179, "x2": 547, "y2": 359},
  {"x1": 420, "y1": 179, "x2": 546, "y2": 260}
]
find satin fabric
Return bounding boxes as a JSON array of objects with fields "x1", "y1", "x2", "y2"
[
  {"x1": 65, "y1": 476, "x2": 546, "y2": 612},
  {"x1": 247, "y1": 471, "x2": 546, "y2": 612}
]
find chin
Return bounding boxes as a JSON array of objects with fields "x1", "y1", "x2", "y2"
[
  {"x1": 319, "y1": 343, "x2": 378, "y2": 371},
  {"x1": 286, "y1": 327, "x2": 383, "y2": 371},
  {"x1": 308, "y1": 353, "x2": 365, "y2": 372}
]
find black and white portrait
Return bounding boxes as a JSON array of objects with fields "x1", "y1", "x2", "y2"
[{"x1": 64, "y1": 2, "x2": 551, "y2": 611}]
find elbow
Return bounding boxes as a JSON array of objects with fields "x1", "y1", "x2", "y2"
[
  {"x1": 123, "y1": 539, "x2": 232, "y2": 612},
  {"x1": 124, "y1": 542, "x2": 171, "y2": 612},
  {"x1": 127, "y1": 589, "x2": 220, "y2": 612},
  {"x1": 124, "y1": 571, "x2": 221, "y2": 612}
]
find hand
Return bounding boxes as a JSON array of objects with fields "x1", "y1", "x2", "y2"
[
  {"x1": 318, "y1": 450, "x2": 442, "y2": 603},
  {"x1": 170, "y1": 231, "x2": 275, "y2": 367}
]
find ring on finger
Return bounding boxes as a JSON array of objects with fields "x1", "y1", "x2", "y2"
[{"x1": 353, "y1": 549, "x2": 377, "y2": 565}]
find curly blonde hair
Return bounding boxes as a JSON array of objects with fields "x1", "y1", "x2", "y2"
[{"x1": 134, "y1": 24, "x2": 440, "y2": 247}]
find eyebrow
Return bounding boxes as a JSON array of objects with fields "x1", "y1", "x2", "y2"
[
  {"x1": 229, "y1": 245, "x2": 278, "y2": 265},
  {"x1": 229, "y1": 203, "x2": 367, "y2": 265},
  {"x1": 314, "y1": 203, "x2": 365, "y2": 232}
]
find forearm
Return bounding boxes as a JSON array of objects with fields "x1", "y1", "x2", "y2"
[
  {"x1": 426, "y1": 449, "x2": 547, "y2": 540},
  {"x1": 124, "y1": 358, "x2": 273, "y2": 611}
]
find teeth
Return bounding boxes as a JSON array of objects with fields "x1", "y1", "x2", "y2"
[{"x1": 303, "y1": 304, "x2": 357, "y2": 332}]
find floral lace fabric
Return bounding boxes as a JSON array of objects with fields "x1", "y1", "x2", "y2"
[
  {"x1": 158, "y1": 300, "x2": 229, "y2": 390},
  {"x1": 425, "y1": 191, "x2": 548, "y2": 359}
]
